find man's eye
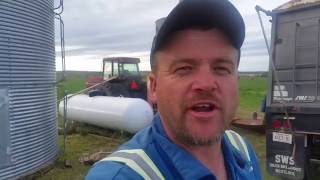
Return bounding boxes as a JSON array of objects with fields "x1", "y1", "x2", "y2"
[
  {"x1": 214, "y1": 67, "x2": 231, "y2": 75},
  {"x1": 175, "y1": 66, "x2": 192, "y2": 75}
]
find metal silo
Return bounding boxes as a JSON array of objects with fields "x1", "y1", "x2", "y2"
[{"x1": 0, "y1": 0, "x2": 58, "y2": 179}]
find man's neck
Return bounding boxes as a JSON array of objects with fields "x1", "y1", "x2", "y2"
[
  {"x1": 160, "y1": 118, "x2": 228, "y2": 179},
  {"x1": 178, "y1": 141, "x2": 228, "y2": 180}
]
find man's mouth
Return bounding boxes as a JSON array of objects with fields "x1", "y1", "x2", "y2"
[{"x1": 191, "y1": 103, "x2": 215, "y2": 112}]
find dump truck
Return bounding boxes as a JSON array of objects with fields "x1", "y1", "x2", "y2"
[{"x1": 260, "y1": 0, "x2": 320, "y2": 179}]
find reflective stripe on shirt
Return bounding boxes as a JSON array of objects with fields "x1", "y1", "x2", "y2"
[
  {"x1": 101, "y1": 149, "x2": 165, "y2": 180},
  {"x1": 225, "y1": 130, "x2": 251, "y2": 162},
  {"x1": 102, "y1": 131, "x2": 251, "y2": 179}
]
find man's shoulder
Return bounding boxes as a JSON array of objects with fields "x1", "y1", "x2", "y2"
[
  {"x1": 224, "y1": 130, "x2": 253, "y2": 159},
  {"x1": 223, "y1": 130, "x2": 262, "y2": 180},
  {"x1": 85, "y1": 160, "x2": 142, "y2": 180},
  {"x1": 121, "y1": 125, "x2": 154, "y2": 149},
  {"x1": 85, "y1": 127, "x2": 155, "y2": 180}
]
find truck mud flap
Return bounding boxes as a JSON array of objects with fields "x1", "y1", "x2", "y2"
[{"x1": 266, "y1": 131, "x2": 306, "y2": 179}]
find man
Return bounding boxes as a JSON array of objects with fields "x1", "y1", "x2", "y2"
[{"x1": 86, "y1": 0, "x2": 262, "y2": 179}]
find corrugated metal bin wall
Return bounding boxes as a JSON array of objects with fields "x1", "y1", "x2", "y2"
[{"x1": 0, "y1": 0, "x2": 58, "y2": 179}]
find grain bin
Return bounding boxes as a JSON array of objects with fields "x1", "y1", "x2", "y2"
[{"x1": 0, "y1": 0, "x2": 58, "y2": 179}]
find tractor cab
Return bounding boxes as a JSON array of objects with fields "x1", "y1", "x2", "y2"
[
  {"x1": 102, "y1": 57, "x2": 141, "y2": 80},
  {"x1": 86, "y1": 57, "x2": 147, "y2": 100}
]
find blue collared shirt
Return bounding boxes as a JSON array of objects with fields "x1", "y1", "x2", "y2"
[{"x1": 86, "y1": 114, "x2": 262, "y2": 180}]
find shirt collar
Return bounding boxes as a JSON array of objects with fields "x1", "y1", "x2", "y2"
[
  {"x1": 222, "y1": 132, "x2": 253, "y2": 178},
  {"x1": 151, "y1": 114, "x2": 214, "y2": 179},
  {"x1": 151, "y1": 114, "x2": 252, "y2": 179}
]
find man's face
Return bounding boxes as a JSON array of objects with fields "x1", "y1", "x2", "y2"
[{"x1": 149, "y1": 29, "x2": 239, "y2": 146}]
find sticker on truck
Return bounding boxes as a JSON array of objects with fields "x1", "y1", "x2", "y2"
[
  {"x1": 272, "y1": 85, "x2": 293, "y2": 101},
  {"x1": 272, "y1": 132, "x2": 292, "y2": 144},
  {"x1": 267, "y1": 133, "x2": 306, "y2": 179},
  {"x1": 295, "y1": 95, "x2": 316, "y2": 102},
  {"x1": 268, "y1": 154, "x2": 303, "y2": 177}
]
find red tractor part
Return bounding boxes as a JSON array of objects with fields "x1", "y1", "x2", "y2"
[{"x1": 86, "y1": 76, "x2": 103, "y2": 88}]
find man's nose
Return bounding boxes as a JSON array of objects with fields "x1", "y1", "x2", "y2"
[{"x1": 190, "y1": 67, "x2": 217, "y2": 92}]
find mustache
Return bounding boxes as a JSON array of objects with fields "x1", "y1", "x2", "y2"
[{"x1": 186, "y1": 91, "x2": 221, "y2": 106}]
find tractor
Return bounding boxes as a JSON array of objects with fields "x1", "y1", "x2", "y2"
[{"x1": 85, "y1": 57, "x2": 147, "y2": 100}]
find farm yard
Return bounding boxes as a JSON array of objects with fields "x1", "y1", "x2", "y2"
[
  {"x1": 32, "y1": 71, "x2": 280, "y2": 180},
  {"x1": 5, "y1": 1, "x2": 320, "y2": 179}
]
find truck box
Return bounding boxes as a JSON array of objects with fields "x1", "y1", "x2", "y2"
[
  {"x1": 267, "y1": 0, "x2": 320, "y2": 114},
  {"x1": 266, "y1": 1, "x2": 320, "y2": 179}
]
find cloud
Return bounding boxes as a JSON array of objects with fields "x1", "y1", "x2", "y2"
[
  {"x1": 55, "y1": 0, "x2": 178, "y2": 71},
  {"x1": 239, "y1": 55, "x2": 270, "y2": 72},
  {"x1": 55, "y1": 0, "x2": 289, "y2": 72}
]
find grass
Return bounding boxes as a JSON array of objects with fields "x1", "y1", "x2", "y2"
[
  {"x1": 236, "y1": 76, "x2": 267, "y2": 119},
  {"x1": 34, "y1": 72, "x2": 279, "y2": 179},
  {"x1": 235, "y1": 76, "x2": 281, "y2": 180},
  {"x1": 33, "y1": 134, "x2": 127, "y2": 180},
  {"x1": 56, "y1": 71, "x2": 92, "y2": 101},
  {"x1": 239, "y1": 76, "x2": 267, "y2": 110}
]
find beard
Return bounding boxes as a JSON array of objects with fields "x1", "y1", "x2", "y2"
[
  {"x1": 175, "y1": 127, "x2": 222, "y2": 146},
  {"x1": 162, "y1": 106, "x2": 227, "y2": 147},
  {"x1": 159, "y1": 90, "x2": 236, "y2": 147}
]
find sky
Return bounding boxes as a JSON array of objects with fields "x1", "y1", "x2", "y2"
[{"x1": 54, "y1": 0, "x2": 289, "y2": 72}]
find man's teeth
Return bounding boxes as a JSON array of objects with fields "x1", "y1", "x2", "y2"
[
  {"x1": 194, "y1": 104, "x2": 211, "y2": 108},
  {"x1": 192, "y1": 103, "x2": 214, "y2": 112}
]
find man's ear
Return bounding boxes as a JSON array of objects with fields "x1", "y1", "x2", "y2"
[{"x1": 147, "y1": 73, "x2": 157, "y2": 104}]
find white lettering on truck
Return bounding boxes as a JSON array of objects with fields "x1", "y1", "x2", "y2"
[
  {"x1": 295, "y1": 96, "x2": 316, "y2": 102},
  {"x1": 275, "y1": 155, "x2": 295, "y2": 165}
]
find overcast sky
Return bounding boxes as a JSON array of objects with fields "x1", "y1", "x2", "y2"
[{"x1": 54, "y1": 0, "x2": 289, "y2": 72}]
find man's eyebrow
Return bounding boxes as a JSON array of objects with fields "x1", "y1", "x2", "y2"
[
  {"x1": 167, "y1": 57, "x2": 236, "y2": 70},
  {"x1": 211, "y1": 58, "x2": 235, "y2": 66},
  {"x1": 169, "y1": 58, "x2": 198, "y2": 67}
]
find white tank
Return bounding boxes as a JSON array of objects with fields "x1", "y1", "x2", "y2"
[{"x1": 59, "y1": 94, "x2": 154, "y2": 133}]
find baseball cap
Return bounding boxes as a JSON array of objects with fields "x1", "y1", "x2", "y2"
[{"x1": 150, "y1": 0, "x2": 245, "y2": 69}]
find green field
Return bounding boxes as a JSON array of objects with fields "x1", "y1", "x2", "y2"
[
  {"x1": 35, "y1": 72, "x2": 280, "y2": 179},
  {"x1": 56, "y1": 71, "x2": 100, "y2": 100},
  {"x1": 238, "y1": 76, "x2": 267, "y2": 117}
]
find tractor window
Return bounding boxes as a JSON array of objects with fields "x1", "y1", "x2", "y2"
[
  {"x1": 113, "y1": 61, "x2": 119, "y2": 76},
  {"x1": 122, "y1": 63, "x2": 139, "y2": 75},
  {"x1": 103, "y1": 61, "x2": 112, "y2": 80}
]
